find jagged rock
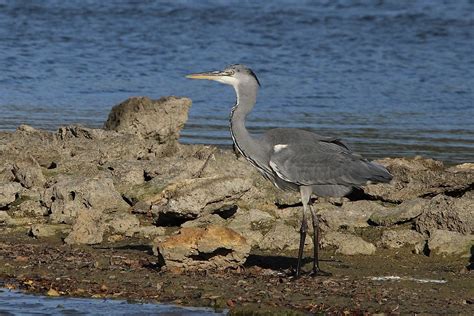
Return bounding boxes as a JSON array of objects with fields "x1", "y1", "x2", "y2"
[
  {"x1": 104, "y1": 96, "x2": 191, "y2": 143},
  {"x1": 258, "y1": 221, "x2": 307, "y2": 251},
  {"x1": 17, "y1": 200, "x2": 48, "y2": 216},
  {"x1": 29, "y1": 223, "x2": 70, "y2": 238},
  {"x1": 43, "y1": 176, "x2": 129, "y2": 224},
  {"x1": 154, "y1": 225, "x2": 250, "y2": 270},
  {"x1": 151, "y1": 177, "x2": 253, "y2": 226},
  {"x1": 0, "y1": 212, "x2": 12, "y2": 225},
  {"x1": 12, "y1": 159, "x2": 46, "y2": 189},
  {"x1": 129, "y1": 225, "x2": 166, "y2": 238},
  {"x1": 369, "y1": 198, "x2": 428, "y2": 226},
  {"x1": 105, "y1": 212, "x2": 140, "y2": 235},
  {"x1": 0, "y1": 182, "x2": 22, "y2": 208},
  {"x1": 377, "y1": 229, "x2": 426, "y2": 250},
  {"x1": 415, "y1": 195, "x2": 473, "y2": 235},
  {"x1": 365, "y1": 157, "x2": 474, "y2": 202},
  {"x1": 181, "y1": 214, "x2": 226, "y2": 228},
  {"x1": 427, "y1": 229, "x2": 473, "y2": 257},
  {"x1": 227, "y1": 208, "x2": 276, "y2": 248},
  {"x1": 321, "y1": 232, "x2": 376, "y2": 255},
  {"x1": 64, "y1": 209, "x2": 105, "y2": 245},
  {"x1": 318, "y1": 200, "x2": 386, "y2": 230}
]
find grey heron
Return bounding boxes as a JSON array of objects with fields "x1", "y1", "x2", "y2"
[{"x1": 186, "y1": 64, "x2": 392, "y2": 277}]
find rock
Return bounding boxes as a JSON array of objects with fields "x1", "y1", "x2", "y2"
[
  {"x1": 318, "y1": 200, "x2": 386, "y2": 230},
  {"x1": 104, "y1": 96, "x2": 191, "y2": 143},
  {"x1": 415, "y1": 195, "x2": 473, "y2": 235},
  {"x1": 44, "y1": 176, "x2": 129, "y2": 224},
  {"x1": 129, "y1": 225, "x2": 166, "y2": 238},
  {"x1": 151, "y1": 177, "x2": 252, "y2": 226},
  {"x1": 154, "y1": 225, "x2": 250, "y2": 270},
  {"x1": 321, "y1": 232, "x2": 376, "y2": 255},
  {"x1": 29, "y1": 224, "x2": 70, "y2": 238},
  {"x1": 105, "y1": 212, "x2": 140, "y2": 235},
  {"x1": 369, "y1": 198, "x2": 428, "y2": 226},
  {"x1": 0, "y1": 212, "x2": 12, "y2": 225},
  {"x1": 18, "y1": 200, "x2": 48, "y2": 216},
  {"x1": 227, "y1": 208, "x2": 275, "y2": 248},
  {"x1": 365, "y1": 157, "x2": 474, "y2": 202},
  {"x1": 427, "y1": 229, "x2": 473, "y2": 257},
  {"x1": 64, "y1": 209, "x2": 105, "y2": 245},
  {"x1": 258, "y1": 221, "x2": 306, "y2": 251},
  {"x1": 181, "y1": 214, "x2": 226, "y2": 228},
  {"x1": 0, "y1": 182, "x2": 22, "y2": 208},
  {"x1": 12, "y1": 159, "x2": 46, "y2": 189},
  {"x1": 16, "y1": 124, "x2": 37, "y2": 133},
  {"x1": 377, "y1": 229, "x2": 426, "y2": 250}
]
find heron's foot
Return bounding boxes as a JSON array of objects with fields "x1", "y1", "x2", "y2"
[{"x1": 308, "y1": 267, "x2": 332, "y2": 277}]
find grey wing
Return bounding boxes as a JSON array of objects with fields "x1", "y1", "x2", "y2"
[{"x1": 269, "y1": 141, "x2": 392, "y2": 187}]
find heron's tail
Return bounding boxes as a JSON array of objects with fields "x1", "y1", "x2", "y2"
[{"x1": 366, "y1": 161, "x2": 393, "y2": 183}]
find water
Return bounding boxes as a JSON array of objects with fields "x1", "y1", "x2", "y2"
[
  {"x1": 0, "y1": 289, "x2": 226, "y2": 316},
  {"x1": 0, "y1": 0, "x2": 473, "y2": 163}
]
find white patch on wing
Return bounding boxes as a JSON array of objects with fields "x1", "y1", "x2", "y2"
[
  {"x1": 269, "y1": 160, "x2": 292, "y2": 182},
  {"x1": 273, "y1": 144, "x2": 288, "y2": 153}
]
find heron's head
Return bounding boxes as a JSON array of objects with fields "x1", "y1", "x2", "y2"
[{"x1": 186, "y1": 64, "x2": 260, "y2": 88}]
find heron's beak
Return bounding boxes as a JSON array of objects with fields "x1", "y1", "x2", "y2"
[{"x1": 186, "y1": 70, "x2": 230, "y2": 81}]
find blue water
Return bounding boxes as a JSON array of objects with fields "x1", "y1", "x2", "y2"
[
  {"x1": 0, "y1": 0, "x2": 473, "y2": 163},
  {"x1": 0, "y1": 289, "x2": 227, "y2": 316}
]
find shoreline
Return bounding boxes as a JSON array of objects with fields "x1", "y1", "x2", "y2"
[{"x1": 0, "y1": 96, "x2": 472, "y2": 314}]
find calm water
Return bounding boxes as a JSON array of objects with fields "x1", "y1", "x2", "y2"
[
  {"x1": 0, "y1": 289, "x2": 227, "y2": 316},
  {"x1": 0, "y1": 0, "x2": 473, "y2": 163}
]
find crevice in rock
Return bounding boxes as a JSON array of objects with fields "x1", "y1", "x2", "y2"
[
  {"x1": 275, "y1": 201, "x2": 302, "y2": 209},
  {"x1": 189, "y1": 248, "x2": 233, "y2": 261},
  {"x1": 121, "y1": 194, "x2": 135, "y2": 207},
  {"x1": 144, "y1": 171, "x2": 154, "y2": 182},
  {"x1": 212, "y1": 205, "x2": 238, "y2": 219},
  {"x1": 444, "y1": 183, "x2": 473, "y2": 198},
  {"x1": 155, "y1": 212, "x2": 197, "y2": 227}
]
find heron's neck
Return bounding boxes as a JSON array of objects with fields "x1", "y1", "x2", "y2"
[{"x1": 230, "y1": 84, "x2": 260, "y2": 156}]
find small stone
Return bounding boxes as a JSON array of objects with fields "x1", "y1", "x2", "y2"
[
  {"x1": 369, "y1": 198, "x2": 427, "y2": 226},
  {"x1": 47, "y1": 289, "x2": 60, "y2": 297}
]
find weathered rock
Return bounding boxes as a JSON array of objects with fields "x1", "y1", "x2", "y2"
[
  {"x1": 227, "y1": 208, "x2": 276, "y2": 248},
  {"x1": 365, "y1": 157, "x2": 474, "y2": 202},
  {"x1": 151, "y1": 177, "x2": 252, "y2": 226},
  {"x1": 43, "y1": 176, "x2": 129, "y2": 224},
  {"x1": 415, "y1": 195, "x2": 474, "y2": 235},
  {"x1": 181, "y1": 214, "x2": 226, "y2": 228},
  {"x1": 104, "y1": 96, "x2": 191, "y2": 143},
  {"x1": 105, "y1": 212, "x2": 140, "y2": 235},
  {"x1": 258, "y1": 221, "x2": 307, "y2": 251},
  {"x1": 427, "y1": 229, "x2": 473, "y2": 257},
  {"x1": 377, "y1": 229, "x2": 426, "y2": 250},
  {"x1": 0, "y1": 182, "x2": 22, "y2": 208},
  {"x1": 155, "y1": 225, "x2": 250, "y2": 270},
  {"x1": 17, "y1": 200, "x2": 48, "y2": 216},
  {"x1": 0, "y1": 211, "x2": 12, "y2": 225},
  {"x1": 11, "y1": 159, "x2": 46, "y2": 189},
  {"x1": 369, "y1": 198, "x2": 428, "y2": 226},
  {"x1": 321, "y1": 232, "x2": 376, "y2": 255},
  {"x1": 129, "y1": 225, "x2": 166, "y2": 238},
  {"x1": 64, "y1": 210, "x2": 105, "y2": 245},
  {"x1": 29, "y1": 223, "x2": 70, "y2": 238},
  {"x1": 318, "y1": 200, "x2": 386, "y2": 230}
]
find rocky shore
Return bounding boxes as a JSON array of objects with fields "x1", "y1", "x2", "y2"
[{"x1": 0, "y1": 96, "x2": 473, "y2": 314}]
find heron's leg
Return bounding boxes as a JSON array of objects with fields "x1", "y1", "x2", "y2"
[
  {"x1": 309, "y1": 204, "x2": 331, "y2": 276},
  {"x1": 296, "y1": 186, "x2": 312, "y2": 278}
]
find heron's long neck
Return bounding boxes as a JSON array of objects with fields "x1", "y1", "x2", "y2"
[{"x1": 230, "y1": 84, "x2": 263, "y2": 160}]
